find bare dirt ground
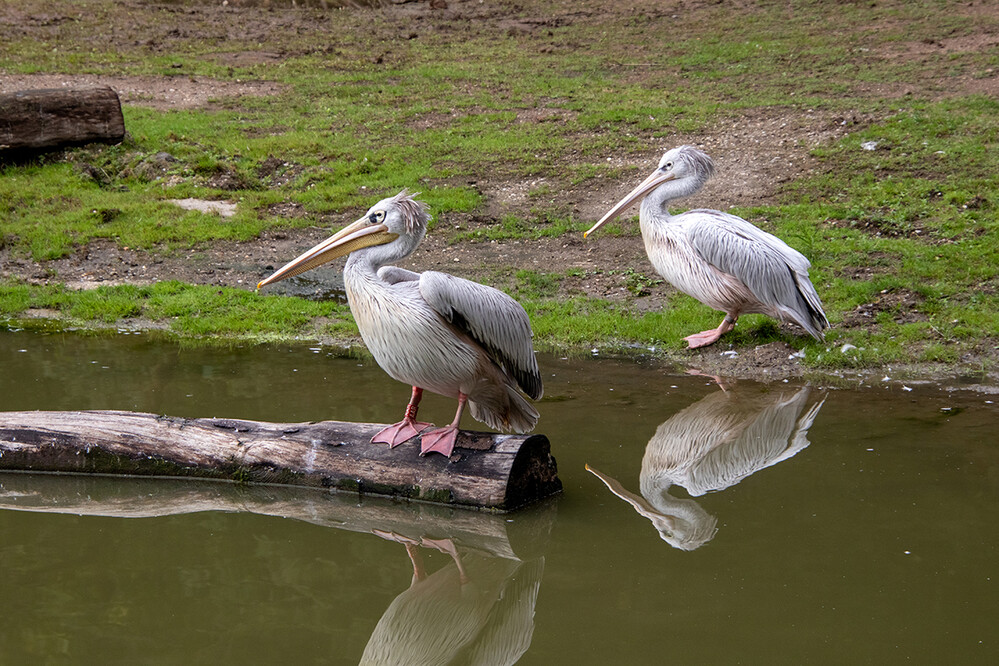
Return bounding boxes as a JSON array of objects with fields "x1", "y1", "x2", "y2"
[{"x1": 3, "y1": 0, "x2": 998, "y2": 386}]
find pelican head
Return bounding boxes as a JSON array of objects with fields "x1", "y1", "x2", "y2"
[
  {"x1": 584, "y1": 145, "x2": 715, "y2": 237},
  {"x1": 257, "y1": 189, "x2": 430, "y2": 289}
]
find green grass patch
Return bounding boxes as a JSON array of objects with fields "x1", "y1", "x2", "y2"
[
  {"x1": 2, "y1": 1, "x2": 999, "y2": 373},
  {"x1": 0, "y1": 279, "x2": 353, "y2": 341}
]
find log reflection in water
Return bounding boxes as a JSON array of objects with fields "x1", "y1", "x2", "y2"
[
  {"x1": 0, "y1": 473, "x2": 554, "y2": 561},
  {"x1": 0, "y1": 473, "x2": 551, "y2": 662}
]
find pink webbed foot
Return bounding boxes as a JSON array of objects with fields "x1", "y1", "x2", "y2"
[
  {"x1": 683, "y1": 329, "x2": 726, "y2": 348},
  {"x1": 685, "y1": 368, "x2": 731, "y2": 391},
  {"x1": 371, "y1": 529, "x2": 421, "y2": 547},
  {"x1": 372, "y1": 418, "x2": 433, "y2": 447},
  {"x1": 420, "y1": 425, "x2": 460, "y2": 457},
  {"x1": 374, "y1": 386, "x2": 432, "y2": 447},
  {"x1": 683, "y1": 316, "x2": 736, "y2": 349}
]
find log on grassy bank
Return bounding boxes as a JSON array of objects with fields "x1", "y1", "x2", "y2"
[
  {"x1": 0, "y1": 86, "x2": 126, "y2": 156},
  {"x1": 0, "y1": 410, "x2": 561, "y2": 512}
]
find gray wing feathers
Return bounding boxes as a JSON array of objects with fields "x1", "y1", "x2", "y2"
[
  {"x1": 419, "y1": 271, "x2": 543, "y2": 399},
  {"x1": 377, "y1": 266, "x2": 421, "y2": 285},
  {"x1": 686, "y1": 211, "x2": 829, "y2": 338}
]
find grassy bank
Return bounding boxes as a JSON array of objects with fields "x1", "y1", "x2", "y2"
[{"x1": 1, "y1": 0, "x2": 998, "y2": 375}]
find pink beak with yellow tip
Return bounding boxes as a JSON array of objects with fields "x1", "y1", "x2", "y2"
[
  {"x1": 583, "y1": 167, "x2": 677, "y2": 238},
  {"x1": 257, "y1": 218, "x2": 398, "y2": 289}
]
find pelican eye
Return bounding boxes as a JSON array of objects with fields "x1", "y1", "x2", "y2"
[
  {"x1": 369, "y1": 210, "x2": 386, "y2": 224},
  {"x1": 663, "y1": 161, "x2": 674, "y2": 171}
]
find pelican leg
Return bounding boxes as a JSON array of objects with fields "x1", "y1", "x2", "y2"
[
  {"x1": 683, "y1": 314, "x2": 737, "y2": 349},
  {"x1": 371, "y1": 530, "x2": 427, "y2": 583},
  {"x1": 420, "y1": 393, "x2": 467, "y2": 457},
  {"x1": 372, "y1": 386, "x2": 434, "y2": 447},
  {"x1": 685, "y1": 368, "x2": 731, "y2": 391},
  {"x1": 421, "y1": 537, "x2": 470, "y2": 584}
]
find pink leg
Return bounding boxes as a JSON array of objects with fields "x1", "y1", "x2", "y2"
[
  {"x1": 419, "y1": 393, "x2": 467, "y2": 457},
  {"x1": 421, "y1": 537, "x2": 470, "y2": 584},
  {"x1": 684, "y1": 314, "x2": 737, "y2": 349},
  {"x1": 685, "y1": 368, "x2": 731, "y2": 392},
  {"x1": 371, "y1": 530, "x2": 427, "y2": 583},
  {"x1": 372, "y1": 386, "x2": 434, "y2": 447}
]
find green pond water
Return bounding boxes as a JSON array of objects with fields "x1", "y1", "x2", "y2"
[{"x1": 0, "y1": 330, "x2": 996, "y2": 664}]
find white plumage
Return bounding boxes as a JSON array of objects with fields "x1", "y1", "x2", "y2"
[
  {"x1": 258, "y1": 190, "x2": 542, "y2": 456},
  {"x1": 360, "y1": 546, "x2": 542, "y2": 666},
  {"x1": 588, "y1": 386, "x2": 825, "y2": 550},
  {"x1": 586, "y1": 145, "x2": 830, "y2": 348}
]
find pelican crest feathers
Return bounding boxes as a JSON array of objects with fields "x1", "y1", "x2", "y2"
[
  {"x1": 672, "y1": 145, "x2": 715, "y2": 186},
  {"x1": 388, "y1": 188, "x2": 430, "y2": 235}
]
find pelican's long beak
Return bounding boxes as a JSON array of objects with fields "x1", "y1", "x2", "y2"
[
  {"x1": 257, "y1": 218, "x2": 398, "y2": 289},
  {"x1": 584, "y1": 464, "x2": 676, "y2": 530},
  {"x1": 583, "y1": 167, "x2": 676, "y2": 238}
]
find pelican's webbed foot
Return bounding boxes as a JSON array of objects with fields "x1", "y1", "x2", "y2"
[
  {"x1": 420, "y1": 425, "x2": 459, "y2": 457},
  {"x1": 683, "y1": 315, "x2": 736, "y2": 349},
  {"x1": 373, "y1": 418, "x2": 433, "y2": 447}
]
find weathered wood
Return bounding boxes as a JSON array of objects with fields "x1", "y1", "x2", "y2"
[
  {"x1": 0, "y1": 473, "x2": 556, "y2": 560},
  {"x1": 0, "y1": 86, "x2": 125, "y2": 155},
  {"x1": 0, "y1": 410, "x2": 562, "y2": 512}
]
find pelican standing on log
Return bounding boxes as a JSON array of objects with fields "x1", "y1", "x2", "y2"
[
  {"x1": 257, "y1": 190, "x2": 543, "y2": 457},
  {"x1": 584, "y1": 146, "x2": 829, "y2": 348}
]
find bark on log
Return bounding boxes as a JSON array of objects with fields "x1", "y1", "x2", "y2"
[
  {"x1": 0, "y1": 86, "x2": 125, "y2": 155},
  {"x1": 0, "y1": 410, "x2": 562, "y2": 512},
  {"x1": 0, "y1": 473, "x2": 555, "y2": 561}
]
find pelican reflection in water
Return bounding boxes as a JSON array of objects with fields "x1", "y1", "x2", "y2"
[
  {"x1": 258, "y1": 190, "x2": 542, "y2": 457},
  {"x1": 585, "y1": 146, "x2": 829, "y2": 348},
  {"x1": 588, "y1": 386, "x2": 825, "y2": 550},
  {"x1": 361, "y1": 531, "x2": 543, "y2": 666},
  {"x1": 0, "y1": 474, "x2": 546, "y2": 665}
]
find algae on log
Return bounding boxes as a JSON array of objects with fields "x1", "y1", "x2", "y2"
[{"x1": 0, "y1": 410, "x2": 562, "y2": 512}]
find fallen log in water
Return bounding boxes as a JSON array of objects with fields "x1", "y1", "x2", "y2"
[
  {"x1": 0, "y1": 410, "x2": 561, "y2": 512},
  {"x1": 0, "y1": 86, "x2": 126, "y2": 156}
]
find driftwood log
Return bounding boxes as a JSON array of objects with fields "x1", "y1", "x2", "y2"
[
  {"x1": 0, "y1": 410, "x2": 562, "y2": 512},
  {"x1": 0, "y1": 86, "x2": 125, "y2": 155}
]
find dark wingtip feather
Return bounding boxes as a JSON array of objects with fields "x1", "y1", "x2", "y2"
[{"x1": 516, "y1": 367, "x2": 544, "y2": 401}]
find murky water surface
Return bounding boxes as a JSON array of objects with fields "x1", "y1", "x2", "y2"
[{"x1": 1, "y1": 330, "x2": 996, "y2": 663}]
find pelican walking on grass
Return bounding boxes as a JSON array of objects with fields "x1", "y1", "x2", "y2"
[
  {"x1": 585, "y1": 146, "x2": 829, "y2": 348},
  {"x1": 258, "y1": 190, "x2": 543, "y2": 457}
]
